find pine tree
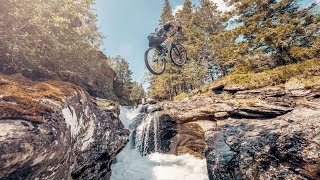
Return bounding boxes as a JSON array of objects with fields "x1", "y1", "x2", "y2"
[
  {"x1": 109, "y1": 56, "x2": 133, "y2": 100},
  {"x1": 175, "y1": 0, "x2": 195, "y2": 55},
  {"x1": 175, "y1": 0, "x2": 208, "y2": 90},
  {"x1": 160, "y1": 0, "x2": 175, "y2": 24},
  {"x1": 188, "y1": 0, "x2": 227, "y2": 81},
  {"x1": 147, "y1": 0, "x2": 184, "y2": 100},
  {"x1": 129, "y1": 82, "x2": 145, "y2": 105},
  {"x1": 193, "y1": 0, "x2": 226, "y2": 62},
  {"x1": 0, "y1": 0, "x2": 102, "y2": 76},
  {"x1": 224, "y1": 0, "x2": 320, "y2": 71}
]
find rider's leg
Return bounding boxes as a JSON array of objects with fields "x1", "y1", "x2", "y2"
[
  {"x1": 164, "y1": 38, "x2": 173, "y2": 44},
  {"x1": 160, "y1": 38, "x2": 173, "y2": 52}
]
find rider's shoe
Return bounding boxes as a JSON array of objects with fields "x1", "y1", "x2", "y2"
[
  {"x1": 158, "y1": 51, "x2": 166, "y2": 59},
  {"x1": 160, "y1": 44, "x2": 168, "y2": 53}
]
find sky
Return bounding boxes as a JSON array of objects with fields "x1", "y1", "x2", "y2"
[{"x1": 94, "y1": 0, "x2": 318, "y2": 84}]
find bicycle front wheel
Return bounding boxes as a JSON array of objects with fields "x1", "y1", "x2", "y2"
[
  {"x1": 144, "y1": 47, "x2": 166, "y2": 75},
  {"x1": 170, "y1": 43, "x2": 187, "y2": 66}
]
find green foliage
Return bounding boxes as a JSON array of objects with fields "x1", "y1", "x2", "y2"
[
  {"x1": 109, "y1": 56, "x2": 133, "y2": 101},
  {"x1": 147, "y1": 0, "x2": 226, "y2": 101},
  {"x1": 192, "y1": 0, "x2": 226, "y2": 61},
  {"x1": 160, "y1": 0, "x2": 174, "y2": 24},
  {"x1": 129, "y1": 82, "x2": 145, "y2": 104},
  {"x1": 0, "y1": 0, "x2": 118, "y2": 99},
  {"x1": 216, "y1": 58, "x2": 320, "y2": 89},
  {"x1": 220, "y1": 0, "x2": 320, "y2": 70}
]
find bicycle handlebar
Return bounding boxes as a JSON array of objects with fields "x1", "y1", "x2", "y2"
[{"x1": 169, "y1": 28, "x2": 181, "y2": 38}]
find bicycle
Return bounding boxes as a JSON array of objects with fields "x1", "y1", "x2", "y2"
[{"x1": 144, "y1": 29, "x2": 187, "y2": 75}]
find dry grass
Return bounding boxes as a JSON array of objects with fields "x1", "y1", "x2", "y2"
[
  {"x1": 173, "y1": 92, "x2": 188, "y2": 101},
  {"x1": 0, "y1": 74, "x2": 81, "y2": 123},
  {"x1": 212, "y1": 58, "x2": 320, "y2": 89}
]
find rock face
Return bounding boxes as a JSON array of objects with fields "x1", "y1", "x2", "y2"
[
  {"x1": 0, "y1": 74, "x2": 129, "y2": 179},
  {"x1": 130, "y1": 113, "x2": 177, "y2": 156},
  {"x1": 135, "y1": 84, "x2": 320, "y2": 179},
  {"x1": 206, "y1": 106, "x2": 320, "y2": 179}
]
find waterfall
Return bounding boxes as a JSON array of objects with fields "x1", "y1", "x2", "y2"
[
  {"x1": 110, "y1": 106, "x2": 209, "y2": 180},
  {"x1": 135, "y1": 113, "x2": 160, "y2": 155}
]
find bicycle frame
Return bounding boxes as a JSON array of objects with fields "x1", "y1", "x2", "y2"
[
  {"x1": 144, "y1": 28, "x2": 186, "y2": 75},
  {"x1": 161, "y1": 28, "x2": 180, "y2": 56}
]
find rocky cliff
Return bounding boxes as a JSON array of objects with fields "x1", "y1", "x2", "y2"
[
  {"x1": 135, "y1": 82, "x2": 320, "y2": 179},
  {"x1": 0, "y1": 74, "x2": 129, "y2": 179}
]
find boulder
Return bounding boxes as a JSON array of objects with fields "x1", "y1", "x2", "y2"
[
  {"x1": 205, "y1": 105, "x2": 320, "y2": 179},
  {"x1": 0, "y1": 74, "x2": 129, "y2": 179},
  {"x1": 128, "y1": 83, "x2": 320, "y2": 179}
]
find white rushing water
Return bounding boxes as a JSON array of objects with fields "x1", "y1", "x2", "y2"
[{"x1": 111, "y1": 106, "x2": 209, "y2": 180}]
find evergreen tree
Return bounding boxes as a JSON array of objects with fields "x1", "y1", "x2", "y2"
[
  {"x1": 109, "y1": 56, "x2": 133, "y2": 100},
  {"x1": 147, "y1": 0, "x2": 183, "y2": 100},
  {"x1": 190, "y1": 0, "x2": 226, "y2": 81},
  {"x1": 0, "y1": 0, "x2": 102, "y2": 76},
  {"x1": 0, "y1": 0, "x2": 120, "y2": 98},
  {"x1": 175, "y1": 0, "x2": 196, "y2": 56},
  {"x1": 224, "y1": 0, "x2": 320, "y2": 71},
  {"x1": 147, "y1": 0, "x2": 228, "y2": 100},
  {"x1": 129, "y1": 82, "x2": 145, "y2": 105},
  {"x1": 176, "y1": 0, "x2": 208, "y2": 90},
  {"x1": 160, "y1": 0, "x2": 175, "y2": 24},
  {"x1": 193, "y1": 0, "x2": 226, "y2": 62}
]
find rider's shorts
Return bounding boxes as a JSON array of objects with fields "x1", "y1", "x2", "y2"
[{"x1": 148, "y1": 37, "x2": 167, "y2": 47}]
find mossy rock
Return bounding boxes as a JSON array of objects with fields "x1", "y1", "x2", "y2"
[
  {"x1": 177, "y1": 146, "x2": 205, "y2": 159},
  {"x1": 0, "y1": 74, "x2": 82, "y2": 123}
]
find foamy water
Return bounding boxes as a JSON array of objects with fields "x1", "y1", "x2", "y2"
[{"x1": 110, "y1": 106, "x2": 209, "y2": 180}]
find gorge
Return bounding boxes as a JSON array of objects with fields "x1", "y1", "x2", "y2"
[{"x1": 0, "y1": 74, "x2": 319, "y2": 179}]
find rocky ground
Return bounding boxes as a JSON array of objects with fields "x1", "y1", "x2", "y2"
[
  {"x1": 1, "y1": 72, "x2": 319, "y2": 180},
  {"x1": 0, "y1": 74, "x2": 129, "y2": 179},
  {"x1": 137, "y1": 81, "x2": 320, "y2": 179}
]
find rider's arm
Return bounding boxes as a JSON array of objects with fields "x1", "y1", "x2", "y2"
[{"x1": 170, "y1": 20, "x2": 181, "y2": 28}]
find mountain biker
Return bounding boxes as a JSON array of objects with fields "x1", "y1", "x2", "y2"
[{"x1": 147, "y1": 20, "x2": 182, "y2": 54}]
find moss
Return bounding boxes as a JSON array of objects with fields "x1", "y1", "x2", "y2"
[
  {"x1": 95, "y1": 99, "x2": 119, "y2": 110},
  {"x1": 214, "y1": 58, "x2": 320, "y2": 89},
  {"x1": 200, "y1": 85, "x2": 210, "y2": 94},
  {"x1": 0, "y1": 74, "x2": 81, "y2": 123},
  {"x1": 174, "y1": 92, "x2": 188, "y2": 101}
]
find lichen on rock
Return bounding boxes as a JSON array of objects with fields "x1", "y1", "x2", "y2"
[
  {"x1": 134, "y1": 83, "x2": 320, "y2": 179},
  {"x1": 0, "y1": 74, "x2": 129, "y2": 179}
]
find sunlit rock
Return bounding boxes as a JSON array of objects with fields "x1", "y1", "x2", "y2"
[
  {"x1": 0, "y1": 74, "x2": 129, "y2": 179},
  {"x1": 131, "y1": 83, "x2": 320, "y2": 179}
]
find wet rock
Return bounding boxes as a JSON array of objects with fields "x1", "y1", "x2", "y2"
[
  {"x1": 205, "y1": 105, "x2": 320, "y2": 180},
  {"x1": 147, "y1": 105, "x2": 162, "y2": 113},
  {"x1": 223, "y1": 85, "x2": 248, "y2": 94},
  {"x1": 133, "y1": 113, "x2": 177, "y2": 155},
  {"x1": 128, "y1": 83, "x2": 320, "y2": 179},
  {"x1": 231, "y1": 103, "x2": 293, "y2": 119},
  {"x1": 210, "y1": 83, "x2": 224, "y2": 94},
  {"x1": 170, "y1": 122, "x2": 206, "y2": 159},
  {"x1": 0, "y1": 75, "x2": 129, "y2": 179},
  {"x1": 146, "y1": 98, "x2": 158, "y2": 105}
]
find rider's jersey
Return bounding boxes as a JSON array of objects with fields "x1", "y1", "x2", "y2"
[{"x1": 148, "y1": 21, "x2": 172, "y2": 40}]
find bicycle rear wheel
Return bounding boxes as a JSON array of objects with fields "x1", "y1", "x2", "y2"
[
  {"x1": 144, "y1": 47, "x2": 166, "y2": 75},
  {"x1": 169, "y1": 43, "x2": 187, "y2": 66}
]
